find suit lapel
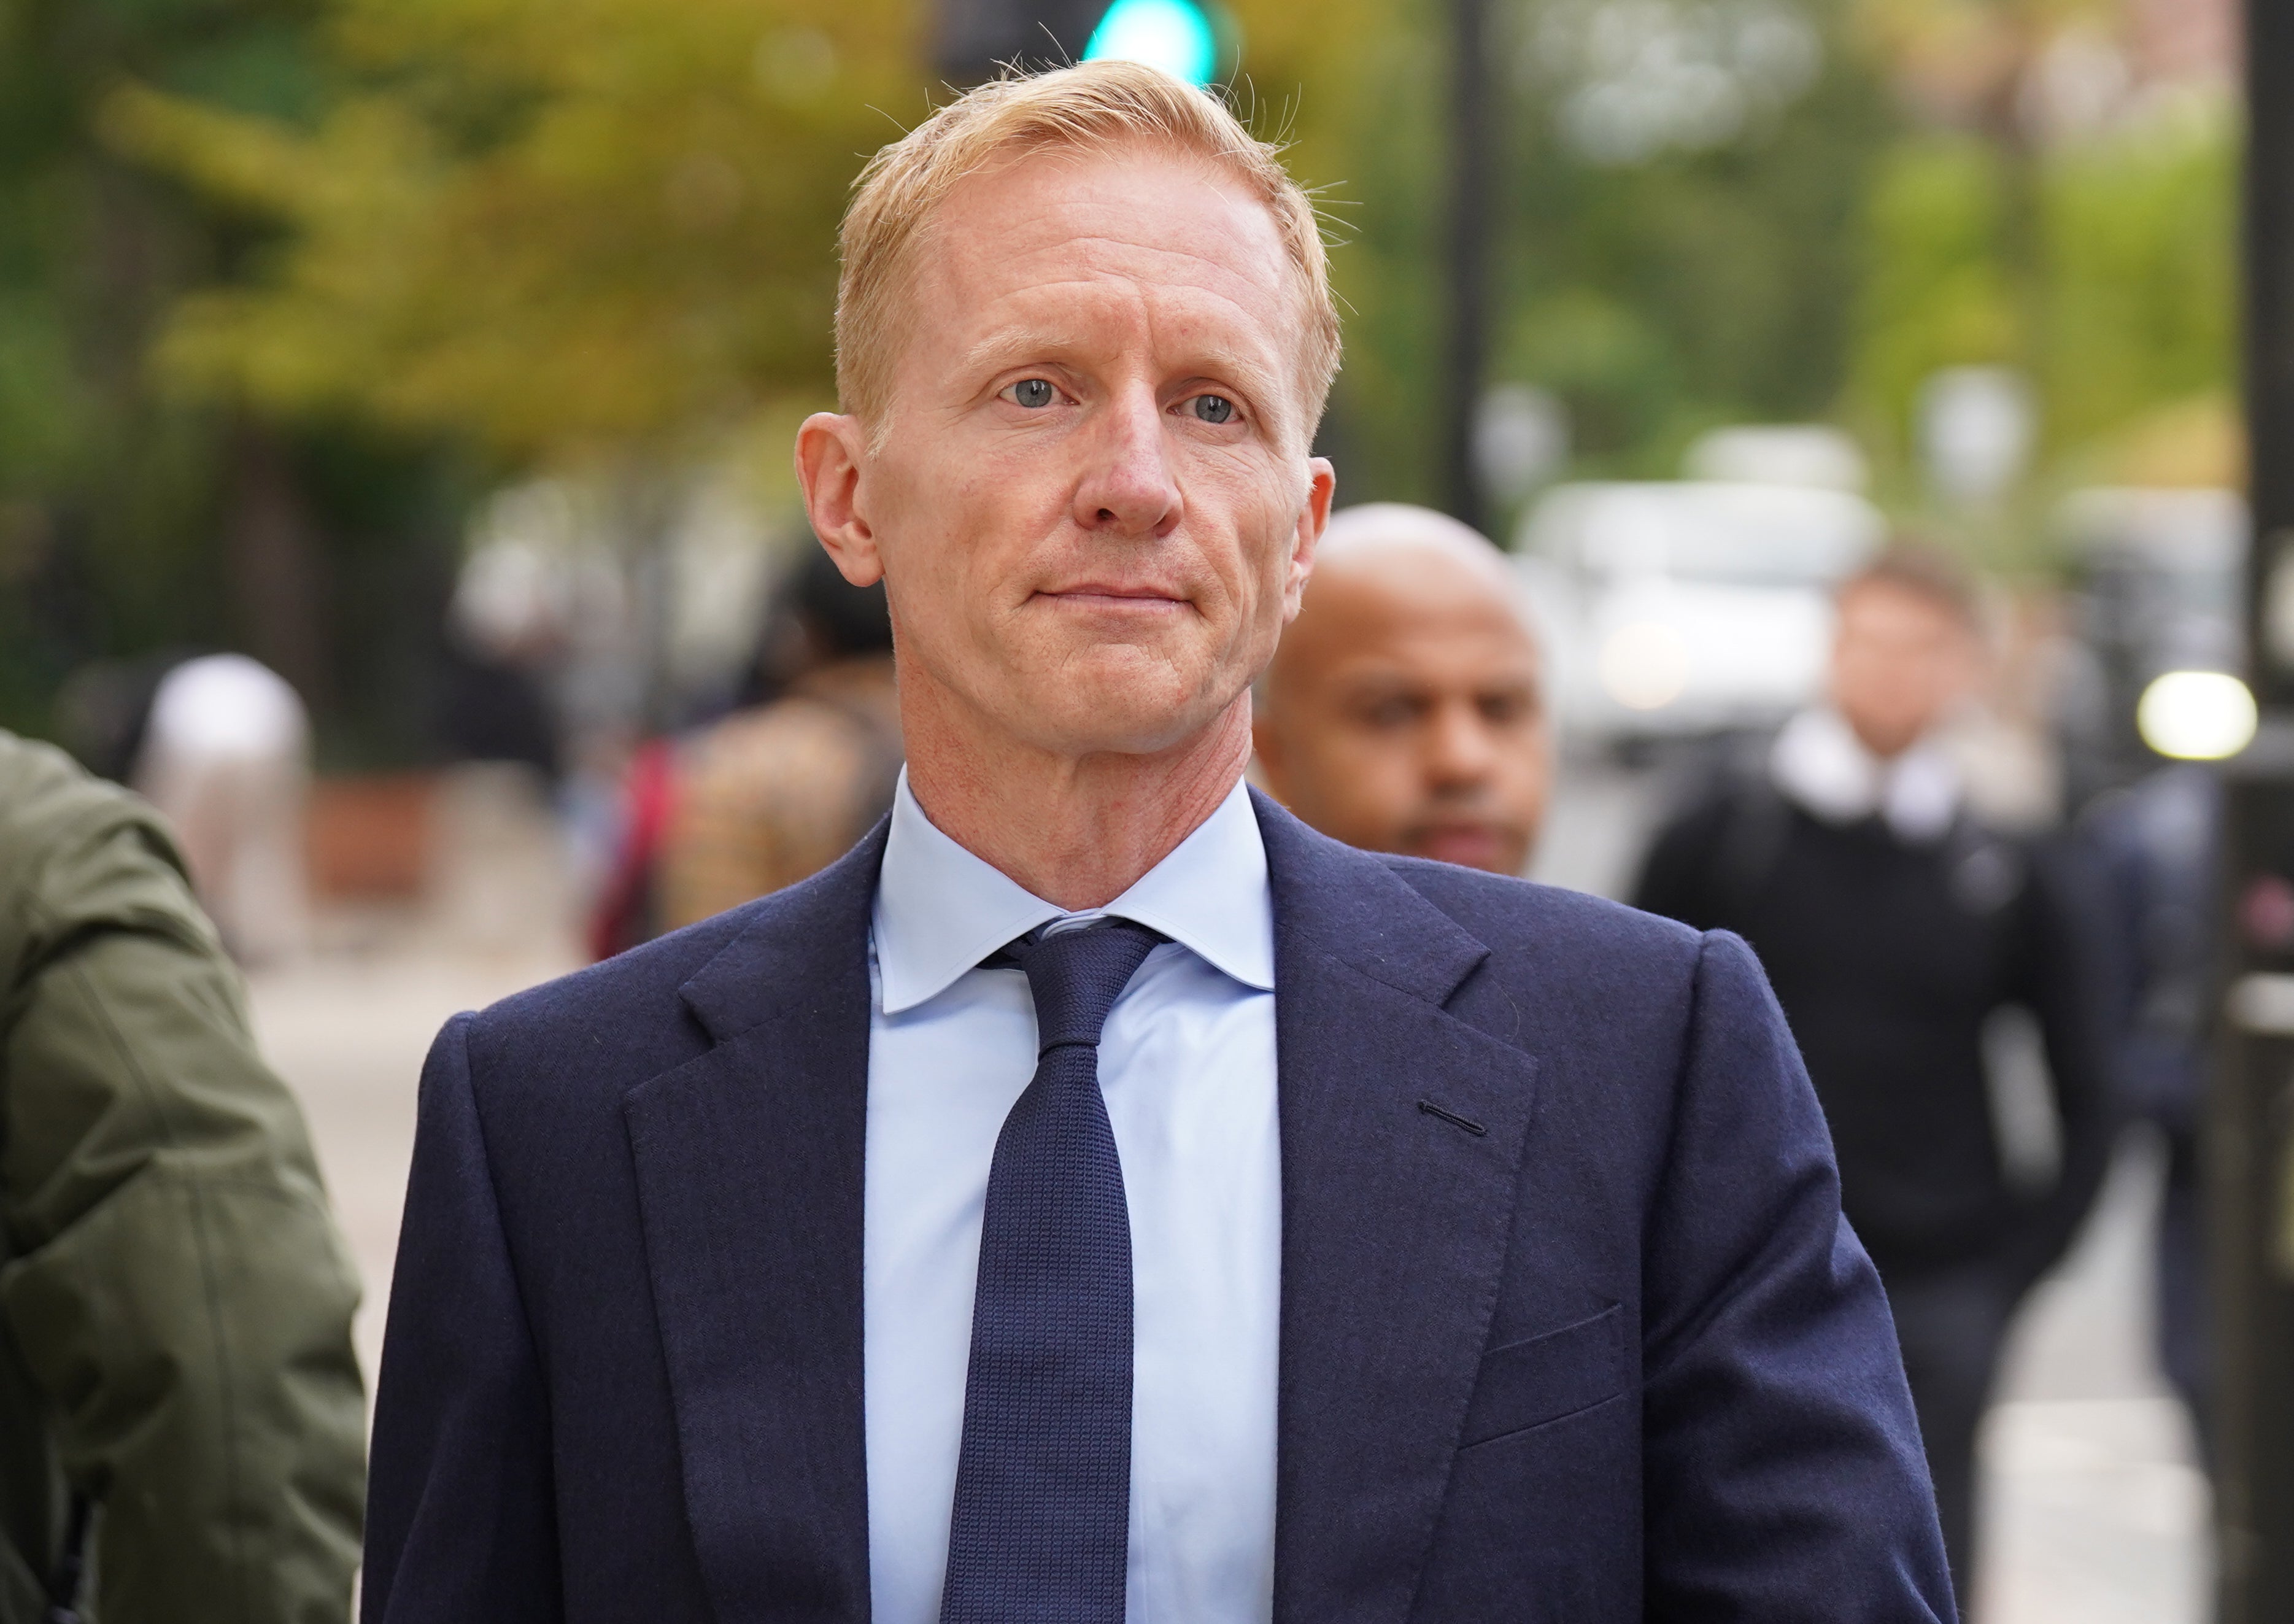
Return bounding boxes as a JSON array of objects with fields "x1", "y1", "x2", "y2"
[
  {"x1": 622, "y1": 825, "x2": 887, "y2": 1623},
  {"x1": 1255, "y1": 795, "x2": 1542, "y2": 1624}
]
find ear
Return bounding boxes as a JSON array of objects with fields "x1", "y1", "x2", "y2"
[
  {"x1": 1282, "y1": 457, "x2": 1337, "y2": 624},
  {"x1": 796, "y1": 412, "x2": 883, "y2": 587}
]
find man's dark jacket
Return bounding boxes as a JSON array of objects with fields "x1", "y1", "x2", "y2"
[
  {"x1": 1633, "y1": 780, "x2": 2117, "y2": 1286},
  {"x1": 365, "y1": 793, "x2": 1953, "y2": 1623}
]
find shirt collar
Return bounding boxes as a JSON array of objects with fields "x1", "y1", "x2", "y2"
[
  {"x1": 872, "y1": 768, "x2": 1275, "y2": 1014},
  {"x1": 1769, "y1": 705, "x2": 1961, "y2": 845}
]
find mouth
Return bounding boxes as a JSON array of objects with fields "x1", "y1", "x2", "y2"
[
  {"x1": 1032, "y1": 584, "x2": 1191, "y2": 613},
  {"x1": 1411, "y1": 821, "x2": 1515, "y2": 872}
]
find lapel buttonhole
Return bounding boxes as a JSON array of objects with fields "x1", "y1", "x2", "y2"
[{"x1": 1416, "y1": 1099, "x2": 1488, "y2": 1137}]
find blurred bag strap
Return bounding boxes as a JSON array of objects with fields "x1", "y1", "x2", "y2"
[{"x1": 43, "y1": 1491, "x2": 90, "y2": 1624}]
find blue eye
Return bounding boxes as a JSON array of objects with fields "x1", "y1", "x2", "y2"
[
  {"x1": 1010, "y1": 378, "x2": 1056, "y2": 409},
  {"x1": 1191, "y1": 394, "x2": 1236, "y2": 424}
]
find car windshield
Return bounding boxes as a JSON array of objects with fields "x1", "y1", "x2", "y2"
[
  {"x1": 2062, "y1": 489, "x2": 2246, "y2": 622},
  {"x1": 1530, "y1": 484, "x2": 1883, "y2": 587}
]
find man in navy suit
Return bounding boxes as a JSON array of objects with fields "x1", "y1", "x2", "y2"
[{"x1": 365, "y1": 60, "x2": 1955, "y2": 1624}]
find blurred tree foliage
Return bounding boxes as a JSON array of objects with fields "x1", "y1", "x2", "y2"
[
  {"x1": 1848, "y1": 109, "x2": 2234, "y2": 482},
  {"x1": 0, "y1": 0, "x2": 2246, "y2": 753},
  {"x1": 1238, "y1": 0, "x2": 1909, "y2": 511},
  {"x1": 1237, "y1": 0, "x2": 2234, "y2": 536},
  {"x1": 55, "y1": 0, "x2": 2250, "y2": 514},
  {"x1": 116, "y1": 0, "x2": 1923, "y2": 514},
  {"x1": 107, "y1": 0, "x2": 921, "y2": 468},
  {"x1": 1226, "y1": 0, "x2": 1450, "y2": 503},
  {"x1": 0, "y1": 0, "x2": 471, "y2": 760},
  {"x1": 2042, "y1": 110, "x2": 2233, "y2": 463},
  {"x1": 1498, "y1": 2, "x2": 1904, "y2": 478},
  {"x1": 1845, "y1": 0, "x2": 2238, "y2": 506}
]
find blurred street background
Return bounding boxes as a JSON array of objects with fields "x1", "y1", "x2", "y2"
[{"x1": 0, "y1": 0, "x2": 2258, "y2": 1615}]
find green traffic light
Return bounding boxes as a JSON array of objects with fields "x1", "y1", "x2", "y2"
[{"x1": 1082, "y1": 0, "x2": 1220, "y2": 87}]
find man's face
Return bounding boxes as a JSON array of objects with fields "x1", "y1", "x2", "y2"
[
  {"x1": 1254, "y1": 559, "x2": 1549, "y2": 874},
  {"x1": 803, "y1": 145, "x2": 1334, "y2": 761},
  {"x1": 1829, "y1": 581, "x2": 1980, "y2": 759}
]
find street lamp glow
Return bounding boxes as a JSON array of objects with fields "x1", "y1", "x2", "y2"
[
  {"x1": 2137, "y1": 669, "x2": 2258, "y2": 761},
  {"x1": 1083, "y1": 0, "x2": 1219, "y2": 87}
]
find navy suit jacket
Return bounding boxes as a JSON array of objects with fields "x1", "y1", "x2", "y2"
[{"x1": 365, "y1": 793, "x2": 1954, "y2": 1623}]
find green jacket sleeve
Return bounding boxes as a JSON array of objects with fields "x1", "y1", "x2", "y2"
[{"x1": 0, "y1": 733, "x2": 364, "y2": 1624}]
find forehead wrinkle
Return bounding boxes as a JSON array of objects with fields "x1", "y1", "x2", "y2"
[
  {"x1": 1036, "y1": 233, "x2": 1291, "y2": 348},
  {"x1": 941, "y1": 222, "x2": 1290, "y2": 330},
  {"x1": 931, "y1": 148, "x2": 1289, "y2": 285},
  {"x1": 932, "y1": 157, "x2": 1300, "y2": 301},
  {"x1": 960, "y1": 147, "x2": 1289, "y2": 265}
]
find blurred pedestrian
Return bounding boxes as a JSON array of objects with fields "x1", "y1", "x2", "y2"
[
  {"x1": 588, "y1": 546, "x2": 900, "y2": 955},
  {"x1": 436, "y1": 538, "x2": 565, "y2": 784},
  {"x1": 1253, "y1": 503, "x2": 1549, "y2": 874},
  {"x1": 0, "y1": 730, "x2": 365, "y2": 1623},
  {"x1": 131, "y1": 652, "x2": 312, "y2": 963},
  {"x1": 1632, "y1": 544, "x2": 2119, "y2": 1598},
  {"x1": 50, "y1": 648, "x2": 195, "y2": 790},
  {"x1": 657, "y1": 545, "x2": 900, "y2": 930}
]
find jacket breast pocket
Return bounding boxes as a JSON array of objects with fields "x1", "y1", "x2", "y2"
[{"x1": 1459, "y1": 1303, "x2": 1631, "y2": 1448}]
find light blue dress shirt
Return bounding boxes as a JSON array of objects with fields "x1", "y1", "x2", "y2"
[{"x1": 864, "y1": 770, "x2": 1281, "y2": 1624}]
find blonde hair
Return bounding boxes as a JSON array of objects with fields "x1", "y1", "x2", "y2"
[{"x1": 835, "y1": 61, "x2": 1340, "y2": 443}]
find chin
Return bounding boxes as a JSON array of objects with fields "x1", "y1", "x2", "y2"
[
  {"x1": 1017, "y1": 673, "x2": 1235, "y2": 758},
  {"x1": 1011, "y1": 647, "x2": 1227, "y2": 749},
  {"x1": 1030, "y1": 700, "x2": 1222, "y2": 757}
]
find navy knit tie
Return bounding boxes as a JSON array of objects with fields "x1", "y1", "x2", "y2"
[{"x1": 939, "y1": 918, "x2": 1162, "y2": 1624}]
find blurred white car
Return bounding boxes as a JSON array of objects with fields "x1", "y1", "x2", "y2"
[{"x1": 1515, "y1": 480, "x2": 1886, "y2": 748}]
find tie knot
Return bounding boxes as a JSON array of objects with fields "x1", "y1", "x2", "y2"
[{"x1": 996, "y1": 919, "x2": 1163, "y2": 1053}]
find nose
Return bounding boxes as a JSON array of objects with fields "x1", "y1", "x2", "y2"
[
  {"x1": 1424, "y1": 699, "x2": 1498, "y2": 792},
  {"x1": 1072, "y1": 385, "x2": 1181, "y2": 539}
]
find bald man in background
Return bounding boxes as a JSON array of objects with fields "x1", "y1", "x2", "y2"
[{"x1": 1254, "y1": 503, "x2": 1550, "y2": 875}]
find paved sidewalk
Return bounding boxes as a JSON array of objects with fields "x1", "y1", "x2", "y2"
[
  {"x1": 1980, "y1": 1396, "x2": 2208, "y2": 1622},
  {"x1": 1977, "y1": 1133, "x2": 2211, "y2": 1623},
  {"x1": 249, "y1": 943, "x2": 579, "y2": 1382}
]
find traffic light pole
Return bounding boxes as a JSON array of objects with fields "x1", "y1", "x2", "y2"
[{"x1": 2215, "y1": 3, "x2": 2294, "y2": 1618}]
